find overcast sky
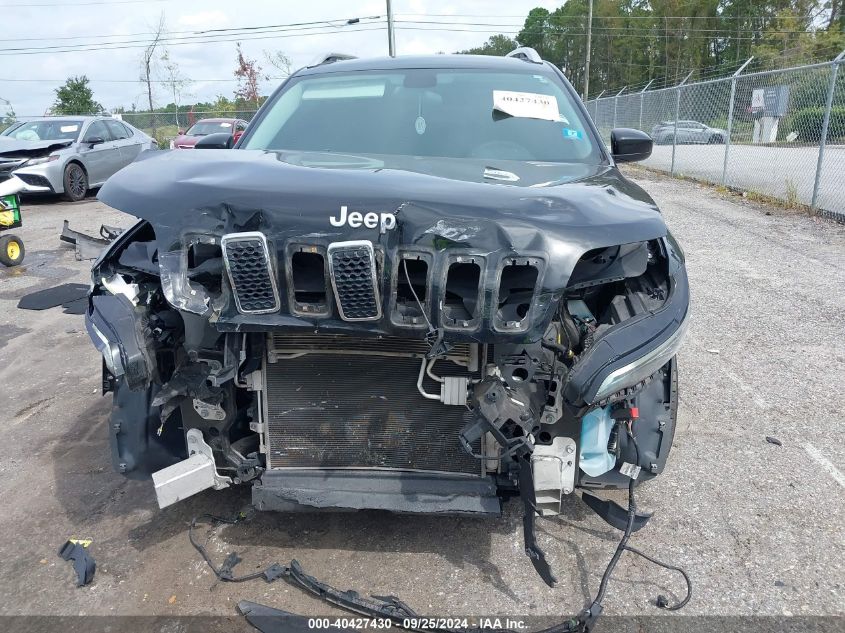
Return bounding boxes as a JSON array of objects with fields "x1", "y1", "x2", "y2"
[{"x1": 1, "y1": 0, "x2": 563, "y2": 116}]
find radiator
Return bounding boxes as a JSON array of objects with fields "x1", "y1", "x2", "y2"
[{"x1": 263, "y1": 337, "x2": 481, "y2": 476}]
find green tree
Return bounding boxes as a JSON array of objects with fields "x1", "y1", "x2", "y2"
[
  {"x1": 459, "y1": 34, "x2": 519, "y2": 55},
  {"x1": 456, "y1": 1, "x2": 836, "y2": 98},
  {"x1": 52, "y1": 76, "x2": 104, "y2": 115}
]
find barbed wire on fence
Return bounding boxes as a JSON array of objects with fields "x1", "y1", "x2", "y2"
[{"x1": 585, "y1": 50, "x2": 845, "y2": 221}]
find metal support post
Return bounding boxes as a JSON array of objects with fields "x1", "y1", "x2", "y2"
[
  {"x1": 639, "y1": 79, "x2": 654, "y2": 131},
  {"x1": 812, "y1": 49, "x2": 845, "y2": 210},
  {"x1": 670, "y1": 71, "x2": 694, "y2": 176},
  {"x1": 722, "y1": 57, "x2": 754, "y2": 185}
]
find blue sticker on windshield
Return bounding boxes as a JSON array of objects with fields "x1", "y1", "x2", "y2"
[{"x1": 562, "y1": 128, "x2": 583, "y2": 140}]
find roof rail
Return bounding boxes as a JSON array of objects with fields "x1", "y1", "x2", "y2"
[
  {"x1": 505, "y1": 47, "x2": 543, "y2": 64},
  {"x1": 308, "y1": 52, "x2": 357, "y2": 67}
]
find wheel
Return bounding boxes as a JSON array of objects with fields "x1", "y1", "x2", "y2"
[
  {"x1": 0, "y1": 234, "x2": 25, "y2": 266},
  {"x1": 62, "y1": 163, "x2": 88, "y2": 202}
]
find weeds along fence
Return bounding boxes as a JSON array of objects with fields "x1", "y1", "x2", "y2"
[{"x1": 585, "y1": 51, "x2": 845, "y2": 222}]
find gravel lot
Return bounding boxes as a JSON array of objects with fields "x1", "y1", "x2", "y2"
[{"x1": 0, "y1": 173, "x2": 843, "y2": 630}]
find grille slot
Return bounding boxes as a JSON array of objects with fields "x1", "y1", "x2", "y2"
[
  {"x1": 443, "y1": 258, "x2": 482, "y2": 327},
  {"x1": 221, "y1": 232, "x2": 280, "y2": 314},
  {"x1": 495, "y1": 258, "x2": 540, "y2": 331},
  {"x1": 327, "y1": 241, "x2": 381, "y2": 321},
  {"x1": 290, "y1": 248, "x2": 328, "y2": 315},
  {"x1": 268, "y1": 332, "x2": 473, "y2": 364},
  {"x1": 392, "y1": 255, "x2": 431, "y2": 327},
  {"x1": 264, "y1": 353, "x2": 481, "y2": 475}
]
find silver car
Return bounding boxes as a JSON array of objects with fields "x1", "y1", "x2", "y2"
[
  {"x1": 0, "y1": 116, "x2": 157, "y2": 201},
  {"x1": 650, "y1": 120, "x2": 727, "y2": 145}
]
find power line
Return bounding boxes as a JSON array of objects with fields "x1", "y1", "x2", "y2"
[
  {"x1": 1, "y1": 14, "x2": 383, "y2": 42},
  {"x1": 0, "y1": 16, "x2": 821, "y2": 54},
  {"x1": 0, "y1": 0, "x2": 166, "y2": 6},
  {"x1": 393, "y1": 20, "x2": 821, "y2": 36},
  {"x1": 0, "y1": 77, "x2": 289, "y2": 83},
  {"x1": 0, "y1": 18, "x2": 386, "y2": 53},
  {"x1": 0, "y1": 24, "x2": 387, "y2": 56},
  {"x1": 393, "y1": 25, "x2": 816, "y2": 41},
  {"x1": 396, "y1": 12, "x2": 820, "y2": 21}
]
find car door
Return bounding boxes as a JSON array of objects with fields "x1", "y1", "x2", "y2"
[
  {"x1": 79, "y1": 120, "x2": 119, "y2": 185},
  {"x1": 110, "y1": 120, "x2": 144, "y2": 166}
]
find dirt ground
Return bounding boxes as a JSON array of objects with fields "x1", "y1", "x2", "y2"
[{"x1": 0, "y1": 173, "x2": 843, "y2": 631}]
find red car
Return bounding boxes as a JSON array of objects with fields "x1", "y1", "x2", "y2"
[{"x1": 169, "y1": 118, "x2": 248, "y2": 149}]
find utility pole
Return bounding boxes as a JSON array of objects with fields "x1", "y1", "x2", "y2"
[
  {"x1": 386, "y1": 0, "x2": 396, "y2": 57},
  {"x1": 583, "y1": 0, "x2": 593, "y2": 99}
]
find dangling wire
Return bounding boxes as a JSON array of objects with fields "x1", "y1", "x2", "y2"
[{"x1": 585, "y1": 424, "x2": 692, "y2": 619}]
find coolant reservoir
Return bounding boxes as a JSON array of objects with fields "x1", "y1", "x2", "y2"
[{"x1": 579, "y1": 406, "x2": 616, "y2": 477}]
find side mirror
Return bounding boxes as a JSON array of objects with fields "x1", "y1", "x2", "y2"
[
  {"x1": 177, "y1": 129, "x2": 186, "y2": 136},
  {"x1": 84, "y1": 136, "x2": 105, "y2": 147},
  {"x1": 195, "y1": 133, "x2": 234, "y2": 149},
  {"x1": 610, "y1": 128, "x2": 652, "y2": 163}
]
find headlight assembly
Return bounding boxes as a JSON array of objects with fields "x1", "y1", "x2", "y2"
[
  {"x1": 23, "y1": 155, "x2": 59, "y2": 167},
  {"x1": 88, "y1": 320, "x2": 125, "y2": 378},
  {"x1": 591, "y1": 313, "x2": 688, "y2": 403}
]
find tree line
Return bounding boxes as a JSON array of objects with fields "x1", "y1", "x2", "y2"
[{"x1": 461, "y1": 1, "x2": 845, "y2": 97}]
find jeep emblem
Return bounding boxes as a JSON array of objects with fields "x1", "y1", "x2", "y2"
[{"x1": 330, "y1": 206, "x2": 396, "y2": 233}]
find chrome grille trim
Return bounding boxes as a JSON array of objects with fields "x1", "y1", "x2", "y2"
[
  {"x1": 327, "y1": 240, "x2": 381, "y2": 321},
  {"x1": 220, "y1": 231, "x2": 281, "y2": 315}
]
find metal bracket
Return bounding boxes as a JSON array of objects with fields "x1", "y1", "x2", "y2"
[
  {"x1": 186, "y1": 429, "x2": 231, "y2": 490},
  {"x1": 151, "y1": 429, "x2": 230, "y2": 508},
  {"x1": 532, "y1": 437, "x2": 577, "y2": 516},
  {"x1": 193, "y1": 398, "x2": 226, "y2": 421}
]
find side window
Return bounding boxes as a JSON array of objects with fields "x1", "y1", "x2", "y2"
[
  {"x1": 121, "y1": 122, "x2": 135, "y2": 137},
  {"x1": 105, "y1": 120, "x2": 127, "y2": 140},
  {"x1": 236, "y1": 121, "x2": 247, "y2": 132},
  {"x1": 84, "y1": 121, "x2": 112, "y2": 142}
]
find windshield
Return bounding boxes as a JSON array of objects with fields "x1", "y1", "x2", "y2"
[
  {"x1": 0, "y1": 122, "x2": 24, "y2": 137},
  {"x1": 243, "y1": 68, "x2": 601, "y2": 163},
  {"x1": 5, "y1": 119, "x2": 82, "y2": 141},
  {"x1": 186, "y1": 120, "x2": 233, "y2": 136}
]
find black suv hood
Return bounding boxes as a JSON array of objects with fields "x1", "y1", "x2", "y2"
[{"x1": 100, "y1": 149, "x2": 665, "y2": 279}]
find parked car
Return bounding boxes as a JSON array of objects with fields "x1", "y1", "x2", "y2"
[
  {"x1": 88, "y1": 51, "x2": 688, "y2": 601},
  {"x1": 0, "y1": 116, "x2": 157, "y2": 201},
  {"x1": 651, "y1": 119, "x2": 727, "y2": 144},
  {"x1": 169, "y1": 118, "x2": 248, "y2": 149}
]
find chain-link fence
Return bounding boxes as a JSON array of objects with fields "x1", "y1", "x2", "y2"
[
  {"x1": 119, "y1": 110, "x2": 259, "y2": 147},
  {"x1": 585, "y1": 52, "x2": 845, "y2": 222}
]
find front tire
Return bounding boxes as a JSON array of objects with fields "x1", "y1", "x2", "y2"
[
  {"x1": 0, "y1": 234, "x2": 25, "y2": 266},
  {"x1": 62, "y1": 163, "x2": 88, "y2": 202}
]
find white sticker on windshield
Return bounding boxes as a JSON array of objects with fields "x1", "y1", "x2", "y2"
[
  {"x1": 60, "y1": 125, "x2": 79, "y2": 133},
  {"x1": 220, "y1": 122, "x2": 232, "y2": 128},
  {"x1": 493, "y1": 90, "x2": 568, "y2": 123}
]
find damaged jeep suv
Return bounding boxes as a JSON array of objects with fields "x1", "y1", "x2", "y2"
[{"x1": 87, "y1": 51, "x2": 688, "y2": 585}]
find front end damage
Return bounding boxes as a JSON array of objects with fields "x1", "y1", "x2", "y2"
[{"x1": 86, "y1": 150, "x2": 688, "y2": 586}]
